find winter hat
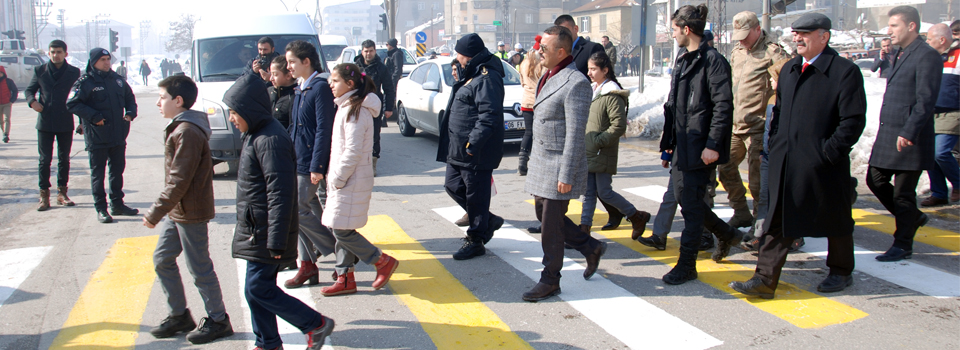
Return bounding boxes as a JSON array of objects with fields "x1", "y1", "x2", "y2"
[
  {"x1": 455, "y1": 33, "x2": 485, "y2": 58},
  {"x1": 86, "y1": 47, "x2": 111, "y2": 73},
  {"x1": 387, "y1": 38, "x2": 398, "y2": 47}
]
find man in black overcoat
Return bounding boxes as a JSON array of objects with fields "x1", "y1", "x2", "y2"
[
  {"x1": 730, "y1": 13, "x2": 866, "y2": 299},
  {"x1": 866, "y1": 6, "x2": 943, "y2": 262}
]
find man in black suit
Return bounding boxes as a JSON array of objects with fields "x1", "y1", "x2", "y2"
[
  {"x1": 866, "y1": 5, "x2": 943, "y2": 262},
  {"x1": 553, "y1": 14, "x2": 625, "y2": 230},
  {"x1": 24, "y1": 40, "x2": 81, "y2": 211},
  {"x1": 731, "y1": 13, "x2": 867, "y2": 299}
]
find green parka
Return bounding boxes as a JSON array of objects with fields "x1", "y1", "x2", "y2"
[{"x1": 585, "y1": 80, "x2": 629, "y2": 174}]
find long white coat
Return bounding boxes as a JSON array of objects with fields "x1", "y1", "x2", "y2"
[{"x1": 321, "y1": 90, "x2": 379, "y2": 230}]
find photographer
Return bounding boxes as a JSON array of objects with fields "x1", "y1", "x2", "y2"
[{"x1": 250, "y1": 37, "x2": 280, "y2": 83}]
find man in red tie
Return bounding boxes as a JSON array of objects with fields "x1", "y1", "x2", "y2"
[{"x1": 730, "y1": 13, "x2": 867, "y2": 299}]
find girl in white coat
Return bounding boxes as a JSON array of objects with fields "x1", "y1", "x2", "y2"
[{"x1": 320, "y1": 63, "x2": 398, "y2": 296}]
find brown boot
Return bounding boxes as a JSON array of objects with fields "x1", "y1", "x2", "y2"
[
  {"x1": 37, "y1": 189, "x2": 51, "y2": 211},
  {"x1": 57, "y1": 186, "x2": 76, "y2": 206},
  {"x1": 628, "y1": 211, "x2": 652, "y2": 240},
  {"x1": 283, "y1": 261, "x2": 319, "y2": 289}
]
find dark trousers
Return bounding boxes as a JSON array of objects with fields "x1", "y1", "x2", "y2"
[
  {"x1": 866, "y1": 166, "x2": 923, "y2": 250},
  {"x1": 244, "y1": 260, "x2": 324, "y2": 349},
  {"x1": 38, "y1": 130, "x2": 73, "y2": 189},
  {"x1": 676, "y1": 166, "x2": 732, "y2": 253},
  {"x1": 535, "y1": 196, "x2": 601, "y2": 285},
  {"x1": 444, "y1": 164, "x2": 492, "y2": 241},
  {"x1": 88, "y1": 144, "x2": 126, "y2": 211},
  {"x1": 755, "y1": 200, "x2": 854, "y2": 290},
  {"x1": 372, "y1": 108, "x2": 383, "y2": 158},
  {"x1": 519, "y1": 110, "x2": 533, "y2": 153}
]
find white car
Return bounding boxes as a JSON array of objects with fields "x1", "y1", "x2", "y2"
[
  {"x1": 336, "y1": 45, "x2": 418, "y2": 77},
  {"x1": 395, "y1": 57, "x2": 525, "y2": 143},
  {"x1": 854, "y1": 59, "x2": 875, "y2": 77}
]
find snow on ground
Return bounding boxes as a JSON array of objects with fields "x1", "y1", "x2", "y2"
[{"x1": 622, "y1": 73, "x2": 924, "y2": 190}]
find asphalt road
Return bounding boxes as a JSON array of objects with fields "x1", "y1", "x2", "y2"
[{"x1": 0, "y1": 90, "x2": 958, "y2": 350}]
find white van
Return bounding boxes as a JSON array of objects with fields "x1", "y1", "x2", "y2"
[
  {"x1": 190, "y1": 13, "x2": 329, "y2": 167},
  {"x1": 318, "y1": 35, "x2": 348, "y2": 72}
]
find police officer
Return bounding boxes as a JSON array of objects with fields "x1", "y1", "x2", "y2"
[{"x1": 67, "y1": 48, "x2": 139, "y2": 223}]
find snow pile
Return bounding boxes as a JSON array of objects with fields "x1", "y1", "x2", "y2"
[{"x1": 626, "y1": 76, "x2": 671, "y2": 138}]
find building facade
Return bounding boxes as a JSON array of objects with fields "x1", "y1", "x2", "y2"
[{"x1": 321, "y1": 0, "x2": 385, "y2": 46}]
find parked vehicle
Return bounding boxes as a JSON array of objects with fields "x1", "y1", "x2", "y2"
[
  {"x1": 394, "y1": 57, "x2": 524, "y2": 143},
  {"x1": 0, "y1": 51, "x2": 48, "y2": 88},
  {"x1": 318, "y1": 35, "x2": 348, "y2": 71},
  {"x1": 190, "y1": 13, "x2": 329, "y2": 168},
  {"x1": 854, "y1": 59, "x2": 875, "y2": 78},
  {"x1": 337, "y1": 45, "x2": 418, "y2": 77}
]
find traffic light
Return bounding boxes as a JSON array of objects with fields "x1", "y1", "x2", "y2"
[
  {"x1": 0, "y1": 30, "x2": 13, "y2": 39},
  {"x1": 109, "y1": 29, "x2": 119, "y2": 52},
  {"x1": 379, "y1": 14, "x2": 387, "y2": 31},
  {"x1": 771, "y1": 0, "x2": 798, "y2": 15},
  {"x1": 14, "y1": 30, "x2": 24, "y2": 40}
]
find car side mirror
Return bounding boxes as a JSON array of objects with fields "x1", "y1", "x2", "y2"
[{"x1": 422, "y1": 81, "x2": 440, "y2": 92}]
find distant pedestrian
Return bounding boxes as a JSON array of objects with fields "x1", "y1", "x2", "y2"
[
  {"x1": 354, "y1": 40, "x2": 396, "y2": 176},
  {"x1": 867, "y1": 6, "x2": 943, "y2": 262},
  {"x1": 730, "y1": 13, "x2": 866, "y2": 299},
  {"x1": 517, "y1": 36, "x2": 544, "y2": 176},
  {"x1": 24, "y1": 40, "x2": 81, "y2": 211},
  {"x1": 116, "y1": 61, "x2": 127, "y2": 80},
  {"x1": 384, "y1": 38, "x2": 404, "y2": 93},
  {"x1": 67, "y1": 48, "x2": 139, "y2": 223},
  {"x1": 0, "y1": 66, "x2": 17, "y2": 143},
  {"x1": 140, "y1": 60, "x2": 151, "y2": 85},
  {"x1": 224, "y1": 72, "x2": 335, "y2": 350},
  {"x1": 250, "y1": 36, "x2": 280, "y2": 83},
  {"x1": 522, "y1": 25, "x2": 606, "y2": 302},
  {"x1": 161, "y1": 58, "x2": 169, "y2": 78},
  {"x1": 318, "y1": 63, "x2": 399, "y2": 297},
  {"x1": 144, "y1": 75, "x2": 233, "y2": 344},
  {"x1": 284, "y1": 40, "x2": 338, "y2": 288},
  {"x1": 919, "y1": 23, "x2": 960, "y2": 207},
  {"x1": 581, "y1": 51, "x2": 651, "y2": 239},
  {"x1": 601, "y1": 35, "x2": 617, "y2": 69},
  {"x1": 871, "y1": 38, "x2": 894, "y2": 78},
  {"x1": 437, "y1": 33, "x2": 506, "y2": 261}
]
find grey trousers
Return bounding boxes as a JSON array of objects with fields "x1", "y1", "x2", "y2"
[
  {"x1": 333, "y1": 228, "x2": 382, "y2": 275},
  {"x1": 296, "y1": 175, "x2": 337, "y2": 262},
  {"x1": 153, "y1": 219, "x2": 226, "y2": 321},
  {"x1": 651, "y1": 165, "x2": 716, "y2": 239},
  {"x1": 581, "y1": 172, "x2": 638, "y2": 227}
]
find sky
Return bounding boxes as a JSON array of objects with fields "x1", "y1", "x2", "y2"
[{"x1": 53, "y1": 0, "x2": 382, "y2": 30}]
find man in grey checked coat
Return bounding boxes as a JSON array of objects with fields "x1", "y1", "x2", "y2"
[{"x1": 522, "y1": 26, "x2": 607, "y2": 302}]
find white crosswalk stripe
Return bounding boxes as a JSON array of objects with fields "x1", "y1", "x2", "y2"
[
  {"x1": 434, "y1": 206, "x2": 723, "y2": 350},
  {"x1": 0, "y1": 246, "x2": 52, "y2": 310},
  {"x1": 623, "y1": 185, "x2": 960, "y2": 298}
]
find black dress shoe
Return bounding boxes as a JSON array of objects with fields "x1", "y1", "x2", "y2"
[
  {"x1": 97, "y1": 210, "x2": 113, "y2": 223},
  {"x1": 110, "y1": 204, "x2": 139, "y2": 216},
  {"x1": 636, "y1": 234, "x2": 666, "y2": 251},
  {"x1": 527, "y1": 225, "x2": 541, "y2": 234},
  {"x1": 916, "y1": 213, "x2": 929, "y2": 228},
  {"x1": 730, "y1": 277, "x2": 775, "y2": 299},
  {"x1": 817, "y1": 274, "x2": 853, "y2": 293},
  {"x1": 484, "y1": 215, "x2": 504, "y2": 244},
  {"x1": 876, "y1": 246, "x2": 912, "y2": 262},
  {"x1": 453, "y1": 238, "x2": 485, "y2": 260},
  {"x1": 583, "y1": 242, "x2": 607, "y2": 280},
  {"x1": 522, "y1": 282, "x2": 561, "y2": 302}
]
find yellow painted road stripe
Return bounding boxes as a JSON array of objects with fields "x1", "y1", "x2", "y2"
[
  {"x1": 360, "y1": 215, "x2": 533, "y2": 349},
  {"x1": 50, "y1": 235, "x2": 159, "y2": 349},
  {"x1": 536, "y1": 199, "x2": 868, "y2": 329},
  {"x1": 718, "y1": 181, "x2": 959, "y2": 252}
]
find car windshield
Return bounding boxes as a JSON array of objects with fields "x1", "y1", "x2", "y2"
[
  {"x1": 196, "y1": 35, "x2": 322, "y2": 82},
  {"x1": 441, "y1": 60, "x2": 522, "y2": 86},
  {"x1": 321, "y1": 45, "x2": 346, "y2": 62},
  {"x1": 376, "y1": 48, "x2": 417, "y2": 65}
]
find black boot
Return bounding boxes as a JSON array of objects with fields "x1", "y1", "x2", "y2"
[
  {"x1": 663, "y1": 248, "x2": 698, "y2": 285},
  {"x1": 599, "y1": 199, "x2": 624, "y2": 230},
  {"x1": 518, "y1": 151, "x2": 529, "y2": 176},
  {"x1": 712, "y1": 225, "x2": 742, "y2": 262}
]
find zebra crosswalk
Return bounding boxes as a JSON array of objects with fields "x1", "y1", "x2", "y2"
[{"x1": 1, "y1": 184, "x2": 957, "y2": 349}]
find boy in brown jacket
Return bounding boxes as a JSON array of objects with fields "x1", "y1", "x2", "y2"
[{"x1": 143, "y1": 75, "x2": 233, "y2": 344}]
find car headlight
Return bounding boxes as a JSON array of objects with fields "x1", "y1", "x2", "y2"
[{"x1": 203, "y1": 99, "x2": 228, "y2": 130}]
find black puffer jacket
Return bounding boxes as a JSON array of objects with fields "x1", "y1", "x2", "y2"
[
  {"x1": 354, "y1": 53, "x2": 395, "y2": 113},
  {"x1": 225, "y1": 73, "x2": 299, "y2": 264},
  {"x1": 660, "y1": 40, "x2": 733, "y2": 171},
  {"x1": 436, "y1": 50, "x2": 505, "y2": 170},
  {"x1": 66, "y1": 65, "x2": 137, "y2": 150},
  {"x1": 385, "y1": 47, "x2": 404, "y2": 87},
  {"x1": 268, "y1": 83, "x2": 296, "y2": 130}
]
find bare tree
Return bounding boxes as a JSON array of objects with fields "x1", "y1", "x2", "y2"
[{"x1": 165, "y1": 14, "x2": 198, "y2": 54}]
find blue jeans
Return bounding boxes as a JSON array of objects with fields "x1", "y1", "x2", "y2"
[
  {"x1": 928, "y1": 133, "x2": 960, "y2": 199},
  {"x1": 245, "y1": 261, "x2": 324, "y2": 349},
  {"x1": 581, "y1": 172, "x2": 637, "y2": 227}
]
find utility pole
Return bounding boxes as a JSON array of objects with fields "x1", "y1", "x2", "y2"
[
  {"x1": 762, "y1": 0, "x2": 770, "y2": 32},
  {"x1": 58, "y1": 9, "x2": 66, "y2": 41}
]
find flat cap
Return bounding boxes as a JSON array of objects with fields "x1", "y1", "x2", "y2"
[{"x1": 791, "y1": 13, "x2": 831, "y2": 32}]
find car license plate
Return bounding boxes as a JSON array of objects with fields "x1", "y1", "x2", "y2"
[{"x1": 505, "y1": 120, "x2": 525, "y2": 130}]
